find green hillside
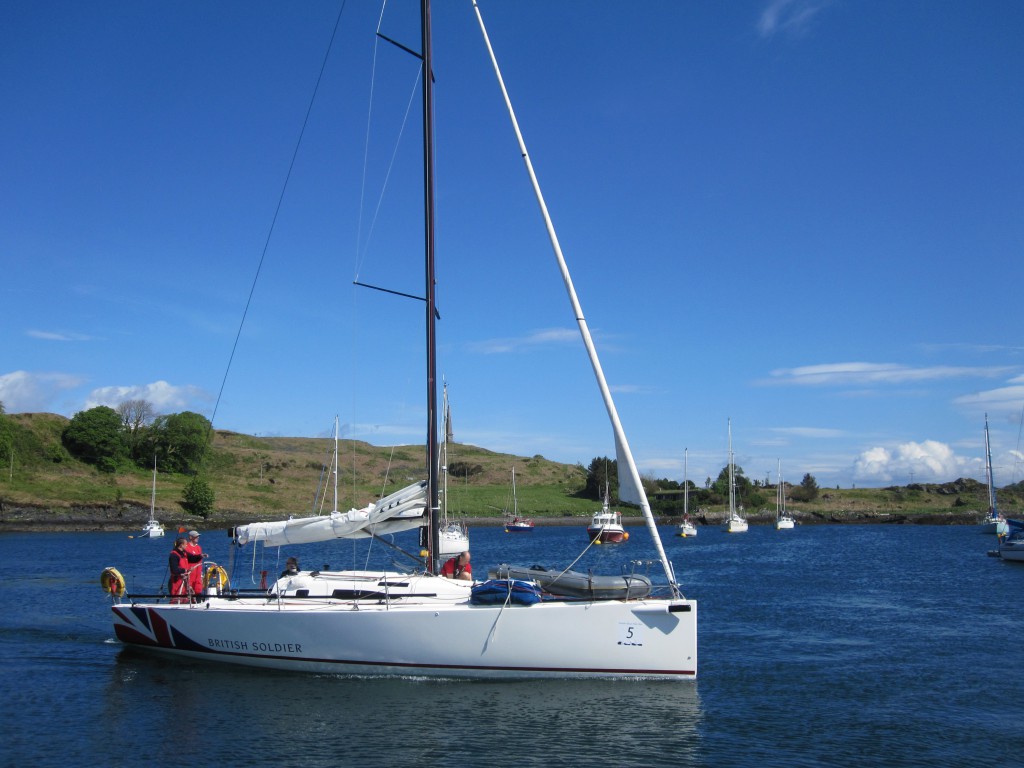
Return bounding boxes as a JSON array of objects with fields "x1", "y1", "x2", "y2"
[
  {"x1": 0, "y1": 412, "x2": 592, "y2": 525},
  {"x1": 1, "y1": 412, "x2": 1020, "y2": 529}
]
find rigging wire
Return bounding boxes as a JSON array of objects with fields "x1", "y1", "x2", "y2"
[
  {"x1": 205, "y1": 1, "x2": 349, "y2": 436},
  {"x1": 355, "y1": 6, "x2": 424, "y2": 279},
  {"x1": 1014, "y1": 401, "x2": 1024, "y2": 483}
]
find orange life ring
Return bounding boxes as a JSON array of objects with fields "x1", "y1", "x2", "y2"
[
  {"x1": 101, "y1": 566, "x2": 125, "y2": 596},
  {"x1": 203, "y1": 564, "x2": 230, "y2": 591}
]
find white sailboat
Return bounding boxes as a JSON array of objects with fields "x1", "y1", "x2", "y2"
[
  {"x1": 981, "y1": 414, "x2": 1008, "y2": 536},
  {"x1": 775, "y1": 460, "x2": 795, "y2": 530},
  {"x1": 139, "y1": 457, "x2": 165, "y2": 538},
  {"x1": 503, "y1": 467, "x2": 534, "y2": 532},
  {"x1": 721, "y1": 420, "x2": 748, "y2": 533},
  {"x1": 677, "y1": 448, "x2": 697, "y2": 537},
  {"x1": 437, "y1": 384, "x2": 470, "y2": 555},
  {"x1": 107, "y1": 0, "x2": 696, "y2": 680}
]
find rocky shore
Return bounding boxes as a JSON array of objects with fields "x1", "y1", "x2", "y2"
[{"x1": 0, "y1": 500, "x2": 985, "y2": 532}]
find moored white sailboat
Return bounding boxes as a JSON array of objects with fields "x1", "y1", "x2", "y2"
[
  {"x1": 677, "y1": 448, "x2": 697, "y2": 537},
  {"x1": 775, "y1": 460, "x2": 795, "y2": 530},
  {"x1": 503, "y1": 467, "x2": 534, "y2": 533},
  {"x1": 721, "y1": 420, "x2": 748, "y2": 533},
  {"x1": 437, "y1": 384, "x2": 470, "y2": 555},
  {"x1": 139, "y1": 456, "x2": 165, "y2": 538},
  {"x1": 981, "y1": 414, "x2": 1008, "y2": 536},
  {"x1": 106, "y1": 0, "x2": 696, "y2": 680}
]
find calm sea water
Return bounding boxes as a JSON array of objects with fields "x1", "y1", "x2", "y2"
[{"x1": 1, "y1": 523, "x2": 1021, "y2": 767}]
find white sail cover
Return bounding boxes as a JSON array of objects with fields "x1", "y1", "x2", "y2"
[
  {"x1": 615, "y1": 432, "x2": 645, "y2": 505},
  {"x1": 234, "y1": 480, "x2": 427, "y2": 547}
]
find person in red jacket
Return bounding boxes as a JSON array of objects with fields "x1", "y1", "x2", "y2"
[
  {"x1": 184, "y1": 530, "x2": 205, "y2": 597},
  {"x1": 168, "y1": 538, "x2": 190, "y2": 603},
  {"x1": 440, "y1": 551, "x2": 472, "y2": 581}
]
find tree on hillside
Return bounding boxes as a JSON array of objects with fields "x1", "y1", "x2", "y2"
[
  {"x1": 62, "y1": 406, "x2": 128, "y2": 473},
  {"x1": 0, "y1": 408, "x2": 11, "y2": 464},
  {"x1": 448, "y1": 461, "x2": 483, "y2": 479},
  {"x1": 117, "y1": 399, "x2": 156, "y2": 456},
  {"x1": 145, "y1": 411, "x2": 212, "y2": 474},
  {"x1": 711, "y1": 463, "x2": 751, "y2": 497},
  {"x1": 182, "y1": 476, "x2": 215, "y2": 518},
  {"x1": 584, "y1": 456, "x2": 617, "y2": 501},
  {"x1": 791, "y1": 472, "x2": 820, "y2": 502}
]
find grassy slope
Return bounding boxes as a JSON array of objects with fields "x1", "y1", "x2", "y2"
[{"x1": 2, "y1": 413, "x2": 1021, "y2": 524}]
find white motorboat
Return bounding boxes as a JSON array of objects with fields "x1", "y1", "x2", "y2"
[{"x1": 587, "y1": 485, "x2": 628, "y2": 544}]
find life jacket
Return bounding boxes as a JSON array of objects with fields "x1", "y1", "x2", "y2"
[
  {"x1": 184, "y1": 541, "x2": 203, "y2": 565},
  {"x1": 443, "y1": 557, "x2": 470, "y2": 578},
  {"x1": 169, "y1": 549, "x2": 189, "y2": 593}
]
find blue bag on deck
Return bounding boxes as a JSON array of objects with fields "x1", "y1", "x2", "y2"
[{"x1": 470, "y1": 578, "x2": 542, "y2": 606}]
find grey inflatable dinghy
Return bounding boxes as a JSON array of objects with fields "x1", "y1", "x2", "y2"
[{"x1": 488, "y1": 563, "x2": 652, "y2": 600}]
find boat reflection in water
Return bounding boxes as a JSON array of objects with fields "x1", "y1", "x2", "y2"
[{"x1": 110, "y1": 650, "x2": 702, "y2": 766}]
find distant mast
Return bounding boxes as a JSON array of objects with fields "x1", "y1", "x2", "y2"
[
  {"x1": 683, "y1": 448, "x2": 689, "y2": 518},
  {"x1": 728, "y1": 419, "x2": 735, "y2": 517},
  {"x1": 984, "y1": 413, "x2": 998, "y2": 520}
]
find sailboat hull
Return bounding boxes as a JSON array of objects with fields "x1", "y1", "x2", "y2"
[
  {"x1": 587, "y1": 527, "x2": 627, "y2": 544},
  {"x1": 722, "y1": 519, "x2": 748, "y2": 533},
  {"x1": 437, "y1": 523, "x2": 470, "y2": 555},
  {"x1": 980, "y1": 519, "x2": 1009, "y2": 536},
  {"x1": 999, "y1": 538, "x2": 1024, "y2": 561},
  {"x1": 111, "y1": 573, "x2": 696, "y2": 679},
  {"x1": 677, "y1": 523, "x2": 697, "y2": 537}
]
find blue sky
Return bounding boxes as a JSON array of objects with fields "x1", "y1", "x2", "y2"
[{"x1": 2, "y1": 0, "x2": 1023, "y2": 491}]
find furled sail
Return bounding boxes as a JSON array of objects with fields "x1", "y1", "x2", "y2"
[
  {"x1": 615, "y1": 432, "x2": 644, "y2": 506},
  {"x1": 234, "y1": 480, "x2": 427, "y2": 547}
]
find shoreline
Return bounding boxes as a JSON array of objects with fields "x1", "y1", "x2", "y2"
[{"x1": 0, "y1": 512, "x2": 985, "y2": 533}]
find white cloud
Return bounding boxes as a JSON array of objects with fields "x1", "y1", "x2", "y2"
[
  {"x1": 953, "y1": 383, "x2": 1024, "y2": 414},
  {"x1": 0, "y1": 370, "x2": 84, "y2": 412},
  {"x1": 85, "y1": 380, "x2": 210, "y2": 414},
  {"x1": 468, "y1": 327, "x2": 578, "y2": 354},
  {"x1": 766, "y1": 362, "x2": 1014, "y2": 387},
  {"x1": 757, "y1": 0, "x2": 832, "y2": 39},
  {"x1": 771, "y1": 426, "x2": 845, "y2": 438},
  {"x1": 27, "y1": 329, "x2": 96, "y2": 342},
  {"x1": 852, "y1": 440, "x2": 981, "y2": 484}
]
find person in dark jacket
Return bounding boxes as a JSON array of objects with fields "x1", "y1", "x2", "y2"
[
  {"x1": 184, "y1": 530, "x2": 205, "y2": 597},
  {"x1": 280, "y1": 557, "x2": 300, "y2": 579},
  {"x1": 168, "y1": 537, "x2": 189, "y2": 603}
]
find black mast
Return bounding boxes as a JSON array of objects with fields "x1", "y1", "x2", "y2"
[{"x1": 422, "y1": 0, "x2": 439, "y2": 574}]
